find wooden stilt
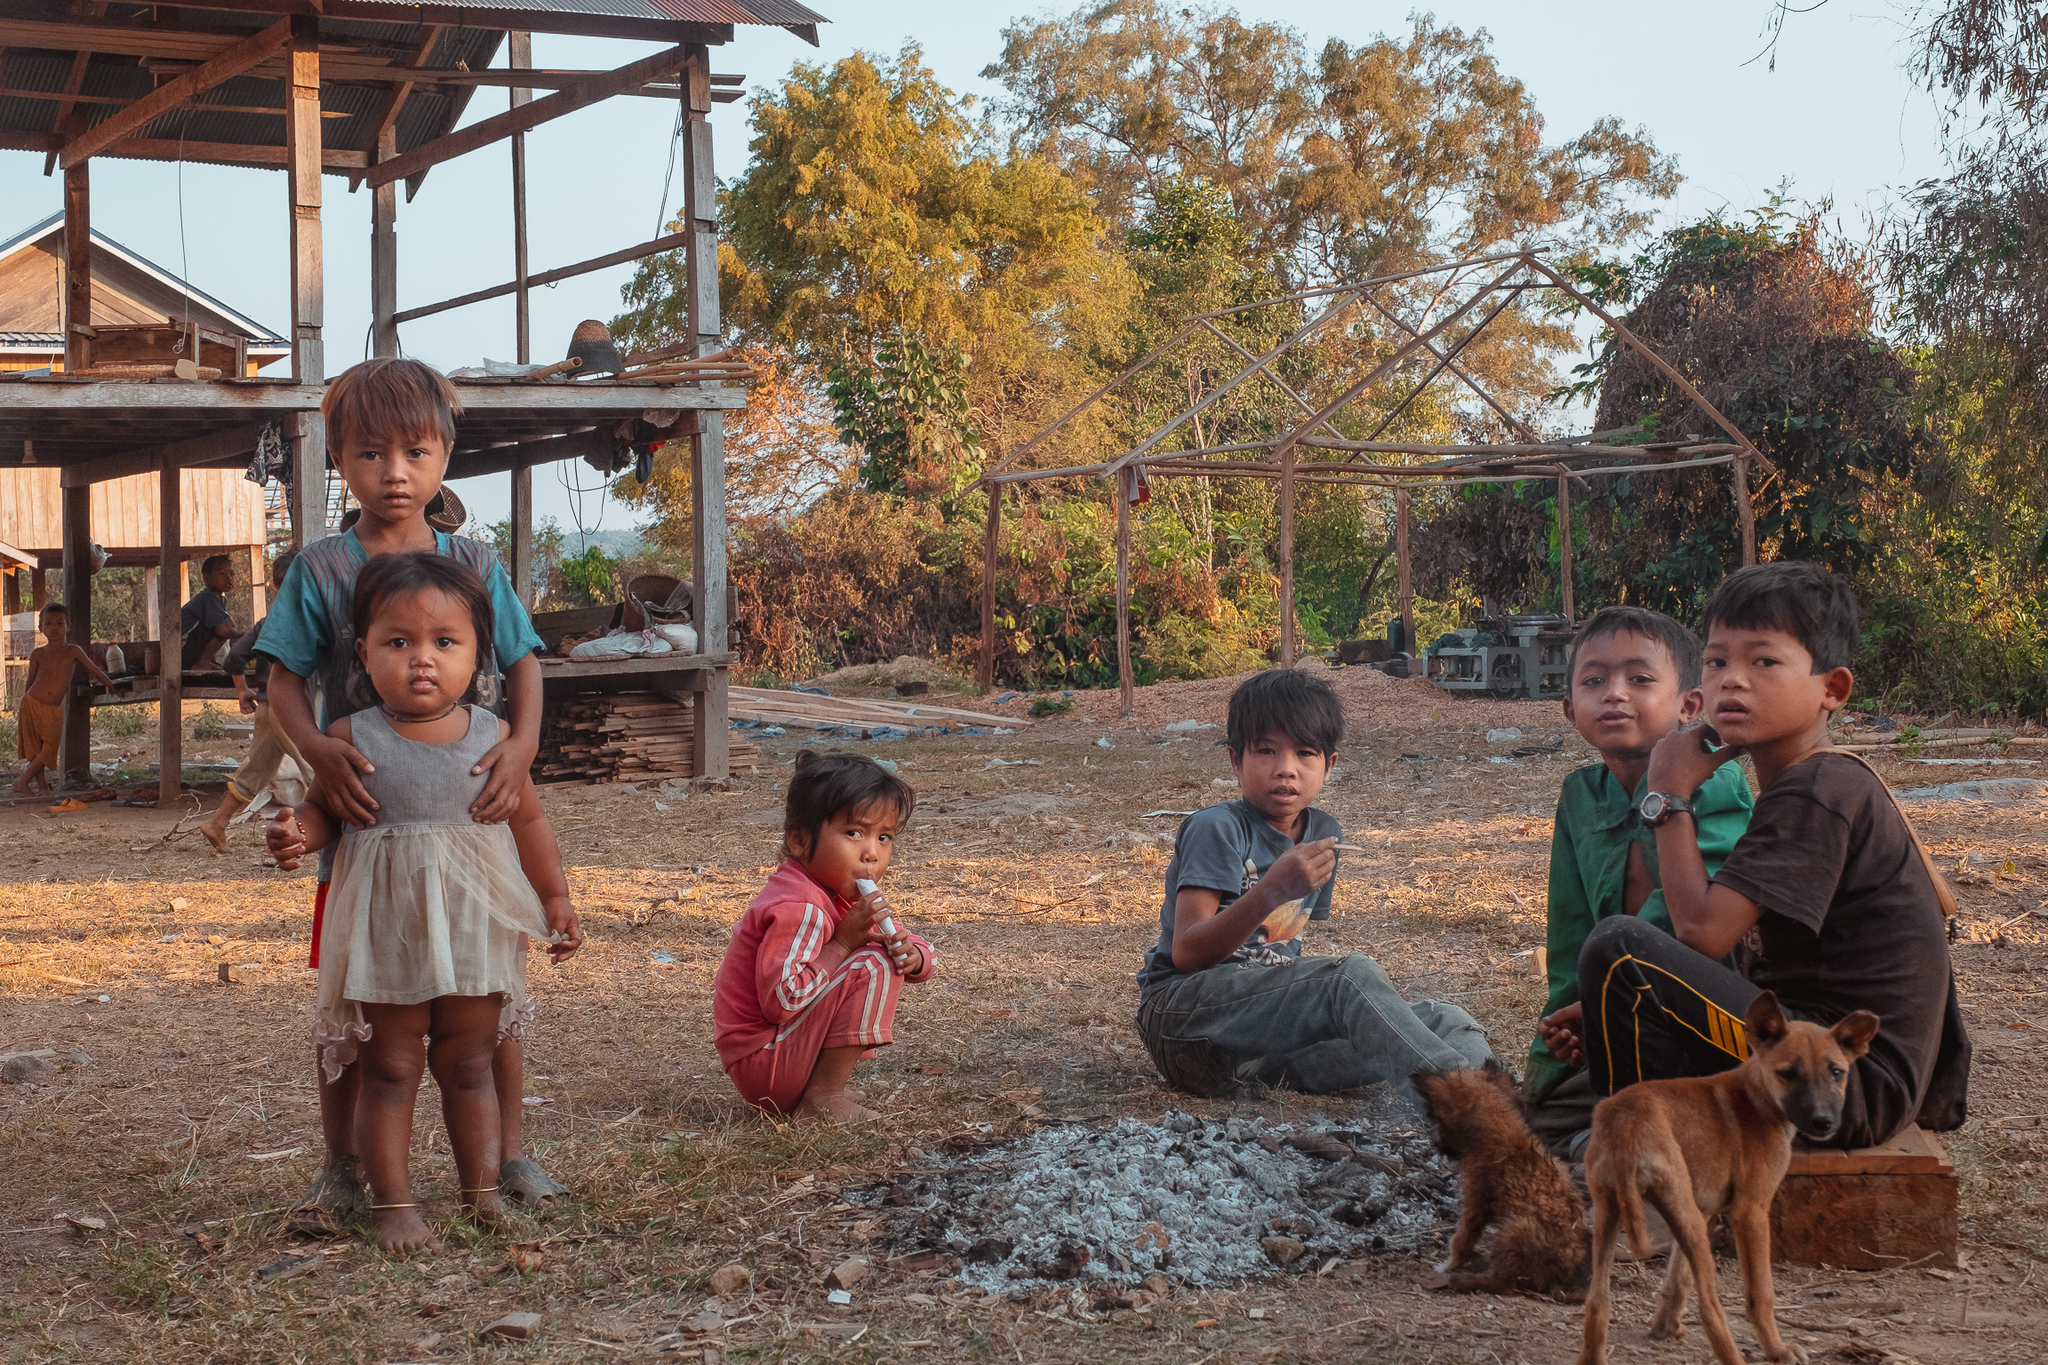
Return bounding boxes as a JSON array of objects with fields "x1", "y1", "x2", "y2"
[
  {"x1": 62, "y1": 142, "x2": 90, "y2": 374},
  {"x1": 31, "y1": 568, "x2": 46, "y2": 612},
  {"x1": 143, "y1": 567, "x2": 160, "y2": 639},
  {"x1": 1557, "y1": 475, "x2": 1574, "y2": 623},
  {"x1": 1278, "y1": 439, "x2": 1297, "y2": 666},
  {"x1": 249, "y1": 543, "x2": 267, "y2": 622},
  {"x1": 158, "y1": 458, "x2": 183, "y2": 795},
  {"x1": 59, "y1": 484, "x2": 91, "y2": 786},
  {"x1": 1395, "y1": 485, "x2": 1415, "y2": 671},
  {"x1": 369, "y1": 125, "x2": 397, "y2": 358},
  {"x1": 1734, "y1": 456, "x2": 1757, "y2": 566},
  {"x1": 680, "y1": 45, "x2": 729, "y2": 781},
  {"x1": 1116, "y1": 467, "x2": 1135, "y2": 717},
  {"x1": 287, "y1": 19, "x2": 326, "y2": 547},
  {"x1": 511, "y1": 462, "x2": 535, "y2": 608},
  {"x1": 510, "y1": 32, "x2": 532, "y2": 365},
  {"x1": 979, "y1": 482, "x2": 999, "y2": 691}
]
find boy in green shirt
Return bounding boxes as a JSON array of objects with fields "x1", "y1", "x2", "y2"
[{"x1": 1524, "y1": 606, "x2": 1753, "y2": 1157}]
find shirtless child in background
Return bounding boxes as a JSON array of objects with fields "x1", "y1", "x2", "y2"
[{"x1": 11, "y1": 603, "x2": 112, "y2": 797}]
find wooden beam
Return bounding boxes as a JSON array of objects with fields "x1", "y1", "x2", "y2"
[
  {"x1": 390, "y1": 231, "x2": 687, "y2": 325},
  {"x1": 41, "y1": 46, "x2": 91, "y2": 176},
  {"x1": 249, "y1": 543, "x2": 267, "y2": 623},
  {"x1": 158, "y1": 457, "x2": 182, "y2": 794},
  {"x1": 60, "y1": 422, "x2": 269, "y2": 488},
  {"x1": 511, "y1": 464, "x2": 534, "y2": 608},
  {"x1": 691, "y1": 415, "x2": 730, "y2": 781},
  {"x1": 1116, "y1": 466, "x2": 1134, "y2": 717},
  {"x1": 115, "y1": 1, "x2": 734, "y2": 46},
  {"x1": 1278, "y1": 440, "x2": 1296, "y2": 667},
  {"x1": 511, "y1": 30, "x2": 533, "y2": 365},
  {"x1": 1395, "y1": 486, "x2": 1414, "y2": 669},
  {"x1": 369, "y1": 126, "x2": 397, "y2": 356},
  {"x1": 0, "y1": 378, "x2": 739, "y2": 413},
  {"x1": 443, "y1": 428, "x2": 611, "y2": 481},
  {"x1": 359, "y1": 22, "x2": 440, "y2": 166},
  {"x1": 59, "y1": 17, "x2": 292, "y2": 170},
  {"x1": 286, "y1": 17, "x2": 323, "y2": 387},
  {"x1": 62, "y1": 146, "x2": 90, "y2": 373},
  {"x1": 59, "y1": 482, "x2": 91, "y2": 785},
  {"x1": 290, "y1": 411, "x2": 325, "y2": 550},
  {"x1": 363, "y1": 45, "x2": 688, "y2": 189},
  {"x1": 1734, "y1": 456, "x2": 1757, "y2": 565},
  {"x1": 0, "y1": 129, "x2": 367, "y2": 171},
  {"x1": 1557, "y1": 475, "x2": 1574, "y2": 622},
  {"x1": 979, "y1": 483, "x2": 999, "y2": 691}
]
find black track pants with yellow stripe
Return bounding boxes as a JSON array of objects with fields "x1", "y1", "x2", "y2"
[{"x1": 1578, "y1": 914, "x2": 1762, "y2": 1095}]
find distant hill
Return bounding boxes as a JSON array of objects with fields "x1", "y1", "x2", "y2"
[{"x1": 566, "y1": 527, "x2": 646, "y2": 559}]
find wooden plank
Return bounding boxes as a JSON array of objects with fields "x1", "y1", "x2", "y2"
[
  {"x1": 391, "y1": 232, "x2": 688, "y2": 325},
  {"x1": 369, "y1": 126, "x2": 398, "y2": 356},
  {"x1": 364, "y1": 45, "x2": 688, "y2": 189},
  {"x1": 63, "y1": 151, "x2": 89, "y2": 373},
  {"x1": 286, "y1": 19, "x2": 323, "y2": 387},
  {"x1": 0, "y1": 129, "x2": 367, "y2": 171},
  {"x1": 59, "y1": 18, "x2": 293, "y2": 170},
  {"x1": 1786, "y1": 1128, "x2": 1953, "y2": 1177},
  {"x1": 1395, "y1": 485, "x2": 1414, "y2": 665},
  {"x1": 1277, "y1": 440, "x2": 1295, "y2": 666},
  {"x1": 41, "y1": 46, "x2": 91, "y2": 177},
  {"x1": 158, "y1": 456, "x2": 182, "y2": 794},
  {"x1": 60, "y1": 422, "x2": 269, "y2": 488},
  {"x1": 511, "y1": 464, "x2": 534, "y2": 609},
  {"x1": 1115, "y1": 465, "x2": 1133, "y2": 716},
  {"x1": 290, "y1": 411, "x2": 323, "y2": 550},
  {"x1": 59, "y1": 482, "x2": 91, "y2": 783},
  {"x1": 1771, "y1": 1171, "x2": 1956, "y2": 1269},
  {"x1": 535, "y1": 652, "x2": 735, "y2": 682},
  {"x1": 1557, "y1": 475, "x2": 1574, "y2": 622},
  {"x1": 979, "y1": 484, "x2": 998, "y2": 690}
]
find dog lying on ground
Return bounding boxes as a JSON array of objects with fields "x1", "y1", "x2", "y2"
[
  {"x1": 1577, "y1": 990, "x2": 1879, "y2": 1365},
  {"x1": 1413, "y1": 1059, "x2": 1589, "y2": 1299}
]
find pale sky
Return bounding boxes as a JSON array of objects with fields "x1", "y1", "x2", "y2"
[{"x1": 0, "y1": 2, "x2": 1942, "y2": 545}]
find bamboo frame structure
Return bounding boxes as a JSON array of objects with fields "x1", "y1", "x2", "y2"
[{"x1": 976, "y1": 249, "x2": 1768, "y2": 714}]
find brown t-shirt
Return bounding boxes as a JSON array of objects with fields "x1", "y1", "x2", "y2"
[{"x1": 1711, "y1": 752, "x2": 1971, "y2": 1145}]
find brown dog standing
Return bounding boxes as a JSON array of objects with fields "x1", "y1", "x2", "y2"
[
  {"x1": 1414, "y1": 1059, "x2": 1589, "y2": 1299},
  {"x1": 1577, "y1": 990, "x2": 1879, "y2": 1365}
]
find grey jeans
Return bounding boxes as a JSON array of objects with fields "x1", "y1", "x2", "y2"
[{"x1": 1137, "y1": 953, "x2": 1494, "y2": 1102}]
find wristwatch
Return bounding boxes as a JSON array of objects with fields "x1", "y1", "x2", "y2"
[{"x1": 1638, "y1": 791, "x2": 1696, "y2": 827}]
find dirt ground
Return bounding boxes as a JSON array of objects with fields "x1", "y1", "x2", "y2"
[{"x1": 2, "y1": 682, "x2": 2046, "y2": 1364}]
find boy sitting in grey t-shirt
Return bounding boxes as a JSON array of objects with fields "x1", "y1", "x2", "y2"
[{"x1": 1136, "y1": 669, "x2": 1493, "y2": 1099}]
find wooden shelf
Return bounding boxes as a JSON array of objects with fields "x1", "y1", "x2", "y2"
[{"x1": 536, "y1": 651, "x2": 735, "y2": 682}]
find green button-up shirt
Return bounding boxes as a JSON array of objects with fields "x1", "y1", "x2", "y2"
[{"x1": 1524, "y1": 761, "x2": 1754, "y2": 1102}]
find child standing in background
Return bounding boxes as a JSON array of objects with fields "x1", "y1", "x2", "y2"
[
  {"x1": 199, "y1": 550, "x2": 303, "y2": 853},
  {"x1": 716, "y1": 751, "x2": 936, "y2": 1124},
  {"x1": 268, "y1": 554, "x2": 581, "y2": 1253},
  {"x1": 11, "y1": 603, "x2": 112, "y2": 797}
]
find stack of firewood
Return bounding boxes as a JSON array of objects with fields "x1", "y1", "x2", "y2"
[{"x1": 534, "y1": 692, "x2": 757, "y2": 785}]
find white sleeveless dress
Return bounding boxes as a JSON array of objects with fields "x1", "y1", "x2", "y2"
[{"x1": 313, "y1": 705, "x2": 555, "y2": 1080}]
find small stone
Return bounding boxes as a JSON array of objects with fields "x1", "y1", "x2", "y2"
[
  {"x1": 478, "y1": 1311, "x2": 543, "y2": 1341},
  {"x1": 169, "y1": 897, "x2": 189, "y2": 912},
  {"x1": 1261, "y1": 1235, "x2": 1307, "y2": 1266},
  {"x1": 708, "y1": 1264, "x2": 751, "y2": 1298},
  {"x1": 2, "y1": 1054, "x2": 54, "y2": 1084},
  {"x1": 824, "y1": 1256, "x2": 867, "y2": 1290},
  {"x1": 1486, "y1": 727, "x2": 1523, "y2": 743}
]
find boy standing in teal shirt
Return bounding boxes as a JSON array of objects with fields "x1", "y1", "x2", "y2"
[{"x1": 1525, "y1": 606, "x2": 1752, "y2": 1157}]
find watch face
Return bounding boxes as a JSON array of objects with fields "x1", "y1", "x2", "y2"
[{"x1": 1640, "y1": 792, "x2": 1667, "y2": 823}]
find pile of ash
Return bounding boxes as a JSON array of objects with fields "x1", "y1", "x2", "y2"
[{"x1": 864, "y1": 1110, "x2": 1458, "y2": 1292}]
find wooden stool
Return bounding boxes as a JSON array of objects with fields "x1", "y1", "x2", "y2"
[{"x1": 1770, "y1": 1127, "x2": 1957, "y2": 1269}]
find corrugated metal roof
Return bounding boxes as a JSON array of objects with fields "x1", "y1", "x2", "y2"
[{"x1": 336, "y1": 0, "x2": 825, "y2": 24}]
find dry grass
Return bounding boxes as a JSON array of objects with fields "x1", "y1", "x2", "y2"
[{"x1": 1, "y1": 702, "x2": 2046, "y2": 1362}]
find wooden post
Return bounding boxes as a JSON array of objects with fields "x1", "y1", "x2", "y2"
[
  {"x1": 510, "y1": 462, "x2": 535, "y2": 608},
  {"x1": 1734, "y1": 456, "x2": 1757, "y2": 566},
  {"x1": 681, "y1": 46, "x2": 730, "y2": 781},
  {"x1": 510, "y1": 31, "x2": 533, "y2": 364},
  {"x1": 177, "y1": 562, "x2": 193, "y2": 606},
  {"x1": 979, "y1": 483, "x2": 1000, "y2": 691},
  {"x1": 59, "y1": 484, "x2": 91, "y2": 785},
  {"x1": 249, "y1": 544, "x2": 267, "y2": 622},
  {"x1": 1116, "y1": 466, "x2": 1135, "y2": 717},
  {"x1": 62, "y1": 145, "x2": 90, "y2": 374},
  {"x1": 143, "y1": 567, "x2": 160, "y2": 639},
  {"x1": 1395, "y1": 485, "x2": 1414, "y2": 672},
  {"x1": 288, "y1": 18, "x2": 326, "y2": 547},
  {"x1": 158, "y1": 458, "x2": 183, "y2": 795},
  {"x1": 1278, "y1": 439, "x2": 1297, "y2": 666},
  {"x1": 369, "y1": 125, "x2": 398, "y2": 358},
  {"x1": 31, "y1": 568, "x2": 47, "y2": 612},
  {"x1": 1556, "y1": 475, "x2": 1574, "y2": 623}
]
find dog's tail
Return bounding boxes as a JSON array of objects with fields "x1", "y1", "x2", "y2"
[{"x1": 1612, "y1": 1173, "x2": 1654, "y2": 1259}]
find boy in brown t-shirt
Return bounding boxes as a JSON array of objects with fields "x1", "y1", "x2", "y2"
[{"x1": 1577, "y1": 562, "x2": 1970, "y2": 1149}]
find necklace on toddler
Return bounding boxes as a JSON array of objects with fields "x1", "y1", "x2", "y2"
[{"x1": 380, "y1": 702, "x2": 463, "y2": 725}]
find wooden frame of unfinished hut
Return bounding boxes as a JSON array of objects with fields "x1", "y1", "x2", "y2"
[
  {"x1": 0, "y1": 0, "x2": 826, "y2": 793},
  {"x1": 976, "y1": 248, "x2": 1774, "y2": 716}
]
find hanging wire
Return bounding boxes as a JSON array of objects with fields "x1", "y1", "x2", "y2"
[{"x1": 654, "y1": 102, "x2": 684, "y2": 237}]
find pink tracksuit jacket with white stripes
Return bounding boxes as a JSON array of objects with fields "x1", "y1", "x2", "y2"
[{"x1": 713, "y1": 859, "x2": 936, "y2": 1068}]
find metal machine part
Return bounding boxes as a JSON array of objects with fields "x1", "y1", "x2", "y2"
[{"x1": 1425, "y1": 613, "x2": 1575, "y2": 699}]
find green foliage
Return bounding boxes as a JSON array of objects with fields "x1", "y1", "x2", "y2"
[
  {"x1": 190, "y1": 704, "x2": 231, "y2": 741},
  {"x1": 828, "y1": 336, "x2": 983, "y2": 502},
  {"x1": 558, "y1": 546, "x2": 618, "y2": 607},
  {"x1": 94, "y1": 705, "x2": 147, "y2": 739},
  {"x1": 1028, "y1": 695, "x2": 1073, "y2": 717}
]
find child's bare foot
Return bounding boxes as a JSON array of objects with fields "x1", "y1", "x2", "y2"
[
  {"x1": 794, "y1": 1090, "x2": 882, "y2": 1124},
  {"x1": 458, "y1": 1188, "x2": 509, "y2": 1229},
  {"x1": 8, "y1": 776, "x2": 27, "y2": 797},
  {"x1": 369, "y1": 1205, "x2": 440, "y2": 1255},
  {"x1": 199, "y1": 816, "x2": 229, "y2": 854}
]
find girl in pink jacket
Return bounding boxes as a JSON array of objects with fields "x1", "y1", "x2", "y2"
[{"x1": 714, "y1": 751, "x2": 935, "y2": 1123}]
